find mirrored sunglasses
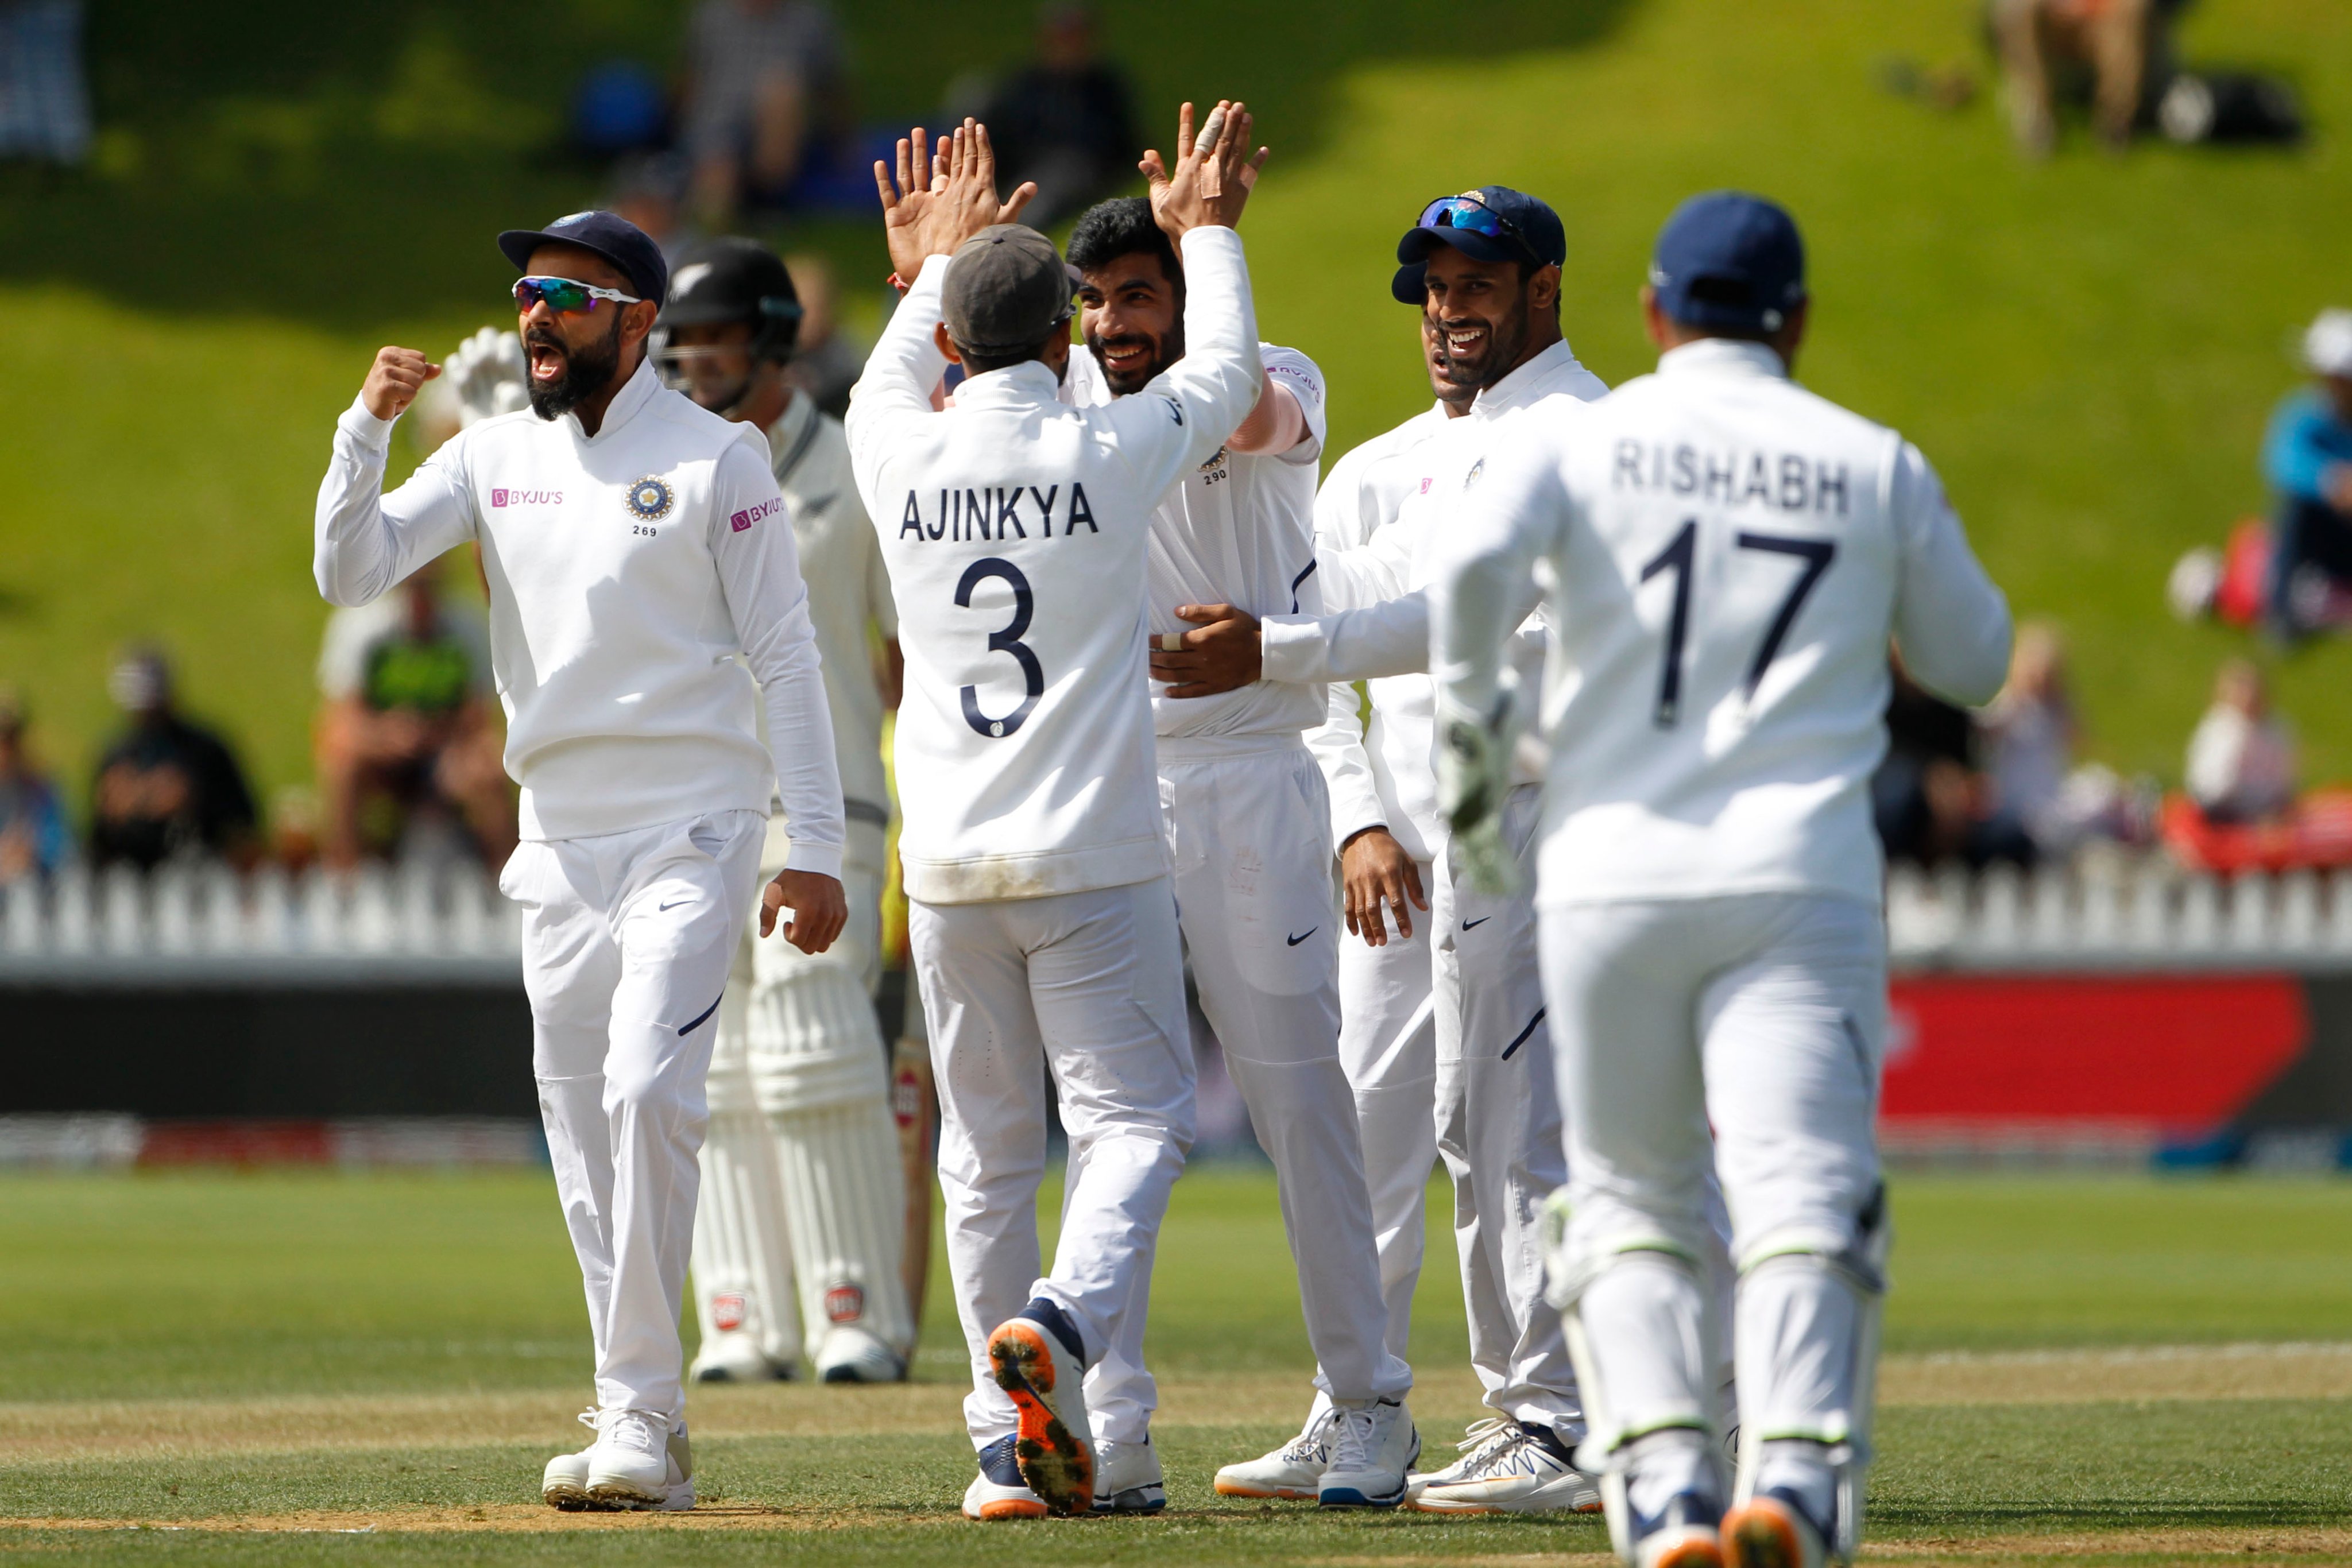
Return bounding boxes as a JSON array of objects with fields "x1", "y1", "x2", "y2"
[{"x1": 513, "y1": 275, "x2": 642, "y2": 314}]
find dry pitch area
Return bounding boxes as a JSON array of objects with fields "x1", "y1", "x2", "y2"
[{"x1": 0, "y1": 1172, "x2": 2345, "y2": 1564}]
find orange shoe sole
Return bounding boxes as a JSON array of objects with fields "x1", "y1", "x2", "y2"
[
  {"x1": 987, "y1": 1321, "x2": 1094, "y2": 1515},
  {"x1": 1650, "y1": 1527, "x2": 1728, "y2": 1568},
  {"x1": 972, "y1": 1497, "x2": 1050, "y2": 1521},
  {"x1": 1722, "y1": 1500, "x2": 1808, "y2": 1568}
]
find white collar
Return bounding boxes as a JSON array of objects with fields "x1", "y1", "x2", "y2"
[
  {"x1": 1656, "y1": 337, "x2": 1789, "y2": 380},
  {"x1": 567, "y1": 354, "x2": 661, "y2": 443},
  {"x1": 1472, "y1": 339, "x2": 1592, "y2": 418}
]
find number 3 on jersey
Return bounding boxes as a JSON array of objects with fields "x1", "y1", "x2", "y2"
[
  {"x1": 1639, "y1": 519, "x2": 1836, "y2": 729},
  {"x1": 955, "y1": 557, "x2": 1045, "y2": 738}
]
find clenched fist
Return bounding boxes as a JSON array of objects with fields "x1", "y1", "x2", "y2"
[{"x1": 361, "y1": 346, "x2": 442, "y2": 423}]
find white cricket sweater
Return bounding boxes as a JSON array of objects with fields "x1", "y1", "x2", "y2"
[
  {"x1": 314, "y1": 357, "x2": 846, "y2": 873},
  {"x1": 1434, "y1": 337, "x2": 2014, "y2": 908},
  {"x1": 845, "y1": 226, "x2": 1263, "y2": 904}
]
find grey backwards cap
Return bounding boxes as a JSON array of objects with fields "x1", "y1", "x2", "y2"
[{"x1": 942, "y1": 225, "x2": 1076, "y2": 356}]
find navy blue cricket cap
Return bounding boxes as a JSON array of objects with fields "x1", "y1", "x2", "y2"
[
  {"x1": 1391, "y1": 187, "x2": 1566, "y2": 305},
  {"x1": 498, "y1": 210, "x2": 669, "y2": 305},
  {"x1": 1647, "y1": 191, "x2": 1806, "y2": 335}
]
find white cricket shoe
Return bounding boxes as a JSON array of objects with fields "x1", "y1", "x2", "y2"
[
  {"x1": 815, "y1": 1324, "x2": 907, "y2": 1384},
  {"x1": 985, "y1": 1297, "x2": 1094, "y2": 1515},
  {"x1": 1091, "y1": 1437, "x2": 1167, "y2": 1514},
  {"x1": 1318, "y1": 1397, "x2": 1419, "y2": 1508},
  {"x1": 540, "y1": 1408, "x2": 601, "y2": 1511},
  {"x1": 690, "y1": 1337, "x2": 793, "y2": 1383},
  {"x1": 1213, "y1": 1391, "x2": 1336, "y2": 1499},
  {"x1": 1722, "y1": 1487, "x2": 1831, "y2": 1568},
  {"x1": 962, "y1": 1435, "x2": 1048, "y2": 1520},
  {"x1": 1408, "y1": 1416, "x2": 1602, "y2": 1513},
  {"x1": 585, "y1": 1408, "x2": 695, "y2": 1511},
  {"x1": 1632, "y1": 1490, "x2": 1726, "y2": 1568}
]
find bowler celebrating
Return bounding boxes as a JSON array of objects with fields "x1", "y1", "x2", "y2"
[{"x1": 313, "y1": 208, "x2": 848, "y2": 1513}]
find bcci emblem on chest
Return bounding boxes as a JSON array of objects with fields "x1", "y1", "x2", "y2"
[{"x1": 626, "y1": 475, "x2": 676, "y2": 521}]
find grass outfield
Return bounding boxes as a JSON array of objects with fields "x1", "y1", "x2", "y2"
[
  {"x1": 2, "y1": 0, "x2": 2349, "y2": 808},
  {"x1": 0, "y1": 1168, "x2": 2347, "y2": 1562}
]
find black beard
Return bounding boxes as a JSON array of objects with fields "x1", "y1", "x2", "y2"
[
  {"x1": 527, "y1": 311, "x2": 625, "y2": 420},
  {"x1": 1433, "y1": 295, "x2": 1533, "y2": 395},
  {"x1": 1088, "y1": 321, "x2": 1185, "y2": 396}
]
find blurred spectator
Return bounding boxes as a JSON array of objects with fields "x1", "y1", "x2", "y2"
[
  {"x1": 1874, "y1": 659, "x2": 2036, "y2": 868},
  {"x1": 2186, "y1": 658, "x2": 2296, "y2": 825},
  {"x1": 269, "y1": 786, "x2": 320, "y2": 876},
  {"x1": 776, "y1": 253, "x2": 861, "y2": 418},
  {"x1": 0, "y1": 0, "x2": 91, "y2": 164},
  {"x1": 1977, "y1": 621, "x2": 2144, "y2": 854},
  {"x1": 680, "y1": 0, "x2": 846, "y2": 225},
  {"x1": 572, "y1": 59, "x2": 670, "y2": 159},
  {"x1": 2261, "y1": 310, "x2": 2352, "y2": 641},
  {"x1": 610, "y1": 153, "x2": 699, "y2": 266},
  {"x1": 0, "y1": 686, "x2": 71, "y2": 883},
  {"x1": 89, "y1": 648, "x2": 259, "y2": 872},
  {"x1": 314, "y1": 566, "x2": 513, "y2": 870},
  {"x1": 1988, "y1": 0, "x2": 2183, "y2": 156},
  {"x1": 976, "y1": 4, "x2": 1141, "y2": 227}
]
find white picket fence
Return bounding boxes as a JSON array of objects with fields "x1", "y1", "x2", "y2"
[
  {"x1": 1, "y1": 856, "x2": 2348, "y2": 981},
  {"x1": 1886, "y1": 858, "x2": 2352, "y2": 970},
  {"x1": 0, "y1": 861, "x2": 519, "y2": 983}
]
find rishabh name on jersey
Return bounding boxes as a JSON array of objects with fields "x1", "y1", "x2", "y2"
[
  {"x1": 846, "y1": 227, "x2": 1264, "y2": 905},
  {"x1": 1067, "y1": 341, "x2": 1331, "y2": 741},
  {"x1": 1484, "y1": 339, "x2": 2008, "y2": 909}
]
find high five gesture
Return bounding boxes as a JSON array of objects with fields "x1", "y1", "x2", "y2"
[
  {"x1": 1143, "y1": 99, "x2": 1270, "y2": 241},
  {"x1": 873, "y1": 118, "x2": 1038, "y2": 282}
]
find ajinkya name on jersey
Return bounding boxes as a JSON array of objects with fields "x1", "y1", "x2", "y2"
[
  {"x1": 1610, "y1": 440, "x2": 1854, "y2": 516},
  {"x1": 898, "y1": 483, "x2": 1098, "y2": 542}
]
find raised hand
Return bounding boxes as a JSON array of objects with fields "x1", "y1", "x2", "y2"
[
  {"x1": 875, "y1": 119, "x2": 1039, "y2": 282},
  {"x1": 361, "y1": 346, "x2": 441, "y2": 422},
  {"x1": 1143, "y1": 100, "x2": 1270, "y2": 242}
]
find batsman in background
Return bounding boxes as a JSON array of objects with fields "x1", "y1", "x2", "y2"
[{"x1": 655, "y1": 237, "x2": 918, "y2": 1387}]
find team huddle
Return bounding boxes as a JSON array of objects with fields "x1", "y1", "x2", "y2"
[{"x1": 314, "y1": 94, "x2": 2010, "y2": 1568}]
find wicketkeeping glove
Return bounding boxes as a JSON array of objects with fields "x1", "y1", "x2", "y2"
[
  {"x1": 446, "y1": 327, "x2": 529, "y2": 427},
  {"x1": 1436, "y1": 679, "x2": 1523, "y2": 897}
]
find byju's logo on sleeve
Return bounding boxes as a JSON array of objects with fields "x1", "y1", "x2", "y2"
[{"x1": 729, "y1": 497, "x2": 783, "y2": 533}]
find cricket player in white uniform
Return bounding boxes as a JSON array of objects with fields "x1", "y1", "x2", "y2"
[
  {"x1": 845, "y1": 113, "x2": 1266, "y2": 1520},
  {"x1": 655, "y1": 236, "x2": 916, "y2": 1387},
  {"x1": 1432, "y1": 192, "x2": 2013, "y2": 1568},
  {"x1": 313, "y1": 209, "x2": 849, "y2": 1512},
  {"x1": 1058, "y1": 193, "x2": 1419, "y2": 1509},
  {"x1": 1160, "y1": 188, "x2": 1611, "y2": 1513}
]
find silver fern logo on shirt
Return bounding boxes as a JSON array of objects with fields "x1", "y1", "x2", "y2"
[{"x1": 624, "y1": 476, "x2": 675, "y2": 521}]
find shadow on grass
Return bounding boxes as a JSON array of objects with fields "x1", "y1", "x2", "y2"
[{"x1": 1, "y1": 0, "x2": 1636, "y2": 331}]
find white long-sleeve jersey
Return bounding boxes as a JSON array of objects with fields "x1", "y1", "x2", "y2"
[
  {"x1": 314, "y1": 357, "x2": 846, "y2": 874},
  {"x1": 1433, "y1": 336, "x2": 2014, "y2": 909},
  {"x1": 1268, "y1": 340, "x2": 1609, "y2": 856},
  {"x1": 762, "y1": 390, "x2": 895, "y2": 823},
  {"x1": 845, "y1": 226, "x2": 1262, "y2": 904},
  {"x1": 1066, "y1": 342, "x2": 1330, "y2": 744}
]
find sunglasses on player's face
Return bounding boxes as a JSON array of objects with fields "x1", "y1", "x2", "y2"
[
  {"x1": 1417, "y1": 195, "x2": 1527, "y2": 247},
  {"x1": 513, "y1": 276, "x2": 643, "y2": 315}
]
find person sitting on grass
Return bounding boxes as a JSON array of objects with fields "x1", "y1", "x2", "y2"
[
  {"x1": 2185, "y1": 658, "x2": 2296, "y2": 826},
  {"x1": 2261, "y1": 310, "x2": 2352, "y2": 642}
]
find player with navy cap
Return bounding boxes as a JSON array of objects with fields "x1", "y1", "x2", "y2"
[
  {"x1": 314, "y1": 208, "x2": 849, "y2": 1513},
  {"x1": 1432, "y1": 191, "x2": 2012, "y2": 1568},
  {"x1": 1174, "y1": 185, "x2": 1612, "y2": 1514}
]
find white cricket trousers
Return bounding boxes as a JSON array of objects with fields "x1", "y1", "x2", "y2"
[
  {"x1": 1540, "y1": 893, "x2": 1885, "y2": 1458},
  {"x1": 502, "y1": 809, "x2": 767, "y2": 1423},
  {"x1": 1430, "y1": 783, "x2": 1577, "y2": 1432},
  {"x1": 910, "y1": 877, "x2": 1196, "y2": 1450},
  {"x1": 1155, "y1": 736, "x2": 1412, "y2": 1407},
  {"x1": 1336, "y1": 857, "x2": 1437, "y2": 1367}
]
